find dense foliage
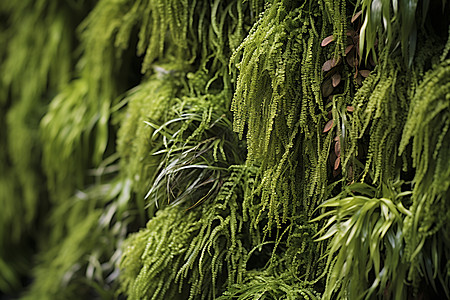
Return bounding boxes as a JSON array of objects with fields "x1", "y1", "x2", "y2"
[{"x1": 0, "y1": 0, "x2": 449, "y2": 299}]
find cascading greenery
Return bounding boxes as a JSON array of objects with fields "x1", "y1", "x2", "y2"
[
  {"x1": 0, "y1": 0, "x2": 79, "y2": 292},
  {"x1": 399, "y1": 57, "x2": 450, "y2": 295},
  {"x1": 230, "y1": 0, "x2": 345, "y2": 227},
  {"x1": 0, "y1": 0, "x2": 449, "y2": 299}
]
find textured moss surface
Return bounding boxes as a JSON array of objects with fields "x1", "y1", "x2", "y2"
[{"x1": 0, "y1": 0, "x2": 449, "y2": 299}]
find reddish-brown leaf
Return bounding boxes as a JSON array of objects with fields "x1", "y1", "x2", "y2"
[
  {"x1": 321, "y1": 35, "x2": 334, "y2": 47},
  {"x1": 351, "y1": 11, "x2": 362, "y2": 23},
  {"x1": 334, "y1": 156, "x2": 341, "y2": 170},
  {"x1": 332, "y1": 73, "x2": 341, "y2": 87},
  {"x1": 356, "y1": 74, "x2": 363, "y2": 85},
  {"x1": 359, "y1": 70, "x2": 370, "y2": 77},
  {"x1": 333, "y1": 168, "x2": 341, "y2": 177},
  {"x1": 345, "y1": 44, "x2": 354, "y2": 55},
  {"x1": 346, "y1": 55, "x2": 357, "y2": 67},
  {"x1": 322, "y1": 78, "x2": 334, "y2": 98},
  {"x1": 334, "y1": 135, "x2": 340, "y2": 142},
  {"x1": 346, "y1": 29, "x2": 356, "y2": 36},
  {"x1": 369, "y1": 55, "x2": 377, "y2": 66},
  {"x1": 348, "y1": 165, "x2": 354, "y2": 178},
  {"x1": 322, "y1": 58, "x2": 338, "y2": 72},
  {"x1": 335, "y1": 140, "x2": 341, "y2": 157},
  {"x1": 323, "y1": 119, "x2": 334, "y2": 133},
  {"x1": 346, "y1": 106, "x2": 354, "y2": 112}
]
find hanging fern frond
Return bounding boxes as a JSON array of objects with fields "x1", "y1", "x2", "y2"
[
  {"x1": 345, "y1": 34, "x2": 443, "y2": 185},
  {"x1": 41, "y1": 0, "x2": 262, "y2": 203},
  {"x1": 120, "y1": 165, "x2": 258, "y2": 300},
  {"x1": 41, "y1": 79, "x2": 93, "y2": 200},
  {"x1": 218, "y1": 271, "x2": 321, "y2": 300},
  {"x1": 230, "y1": 0, "x2": 350, "y2": 227},
  {"x1": 357, "y1": 0, "x2": 449, "y2": 66},
  {"x1": 2, "y1": 0, "x2": 75, "y2": 226},
  {"x1": 346, "y1": 55, "x2": 410, "y2": 184},
  {"x1": 115, "y1": 76, "x2": 181, "y2": 219},
  {"x1": 22, "y1": 159, "x2": 131, "y2": 300},
  {"x1": 0, "y1": 0, "x2": 80, "y2": 292},
  {"x1": 3, "y1": 0, "x2": 450, "y2": 299},
  {"x1": 399, "y1": 59, "x2": 450, "y2": 295}
]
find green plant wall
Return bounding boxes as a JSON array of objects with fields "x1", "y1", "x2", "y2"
[{"x1": 0, "y1": 0, "x2": 449, "y2": 299}]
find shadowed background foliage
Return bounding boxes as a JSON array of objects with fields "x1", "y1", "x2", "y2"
[{"x1": 0, "y1": 0, "x2": 449, "y2": 299}]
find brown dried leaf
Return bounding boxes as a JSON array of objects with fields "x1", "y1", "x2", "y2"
[
  {"x1": 356, "y1": 74, "x2": 363, "y2": 85},
  {"x1": 332, "y1": 73, "x2": 341, "y2": 87},
  {"x1": 345, "y1": 44, "x2": 354, "y2": 55},
  {"x1": 322, "y1": 59, "x2": 337, "y2": 72},
  {"x1": 322, "y1": 78, "x2": 334, "y2": 98},
  {"x1": 334, "y1": 135, "x2": 340, "y2": 142},
  {"x1": 348, "y1": 165, "x2": 354, "y2": 179},
  {"x1": 351, "y1": 11, "x2": 362, "y2": 23},
  {"x1": 346, "y1": 29, "x2": 356, "y2": 37},
  {"x1": 346, "y1": 106, "x2": 354, "y2": 112},
  {"x1": 359, "y1": 70, "x2": 370, "y2": 77},
  {"x1": 321, "y1": 35, "x2": 334, "y2": 47},
  {"x1": 346, "y1": 55, "x2": 357, "y2": 67},
  {"x1": 334, "y1": 156, "x2": 341, "y2": 170},
  {"x1": 323, "y1": 119, "x2": 334, "y2": 133},
  {"x1": 333, "y1": 168, "x2": 341, "y2": 177}
]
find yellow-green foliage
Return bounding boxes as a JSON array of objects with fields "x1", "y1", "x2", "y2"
[
  {"x1": 346, "y1": 55, "x2": 411, "y2": 183},
  {"x1": 0, "y1": 0, "x2": 76, "y2": 291},
  {"x1": 2, "y1": 0, "x2": 74, "y2": 226},
  {"x1": 217, "y1": 271, "x2": 321, "y2": 300},
  {"x1": 22, "y1": 176, "x2": 130, "y2": 300},
  {"x1": 230, "y1": 0, "x2": 350, "y2": 227},
  {"x1": 346, "y1": 36, "x2": 444, "y2": 184},
  {"x1": 116, "y1": 76, "x2": 180, "y2": 211},
  {"x1": 120, "y1": 165, "x2": 258, "y2": 300},
  {"x1": 1, "y1": 0, "x2": 450, "y2": 299},
  {"x1": 400, "y1": 59, "x2": 450, "y2": 294},
  {"x1": 312, "y1": 182, "x2": 412, "y2": 299}
]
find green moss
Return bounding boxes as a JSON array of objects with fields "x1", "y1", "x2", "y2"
[{"x1": 1, "y1": 0, "x2": 449, "y2": 299}]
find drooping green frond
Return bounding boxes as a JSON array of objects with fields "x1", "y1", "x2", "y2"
[
  {"x1": 40, "y1": 79, "x2": 93, "y2": 200},
  {"x1": 230, "y1": 0, "x2": 350, "y2": 227},
  {"x1": 115, "y1": 76, "x2": 181, "y2": 217},
  {"x1": 312, "y1": 181, "x2": 412, "y2": 300},
  {"x1": 216, "y1": 210, "x2": 324, "y2": 299},
  {"x1": 357, "y1": 0, "x2": 449, "y2": 66},
  {"x1": 120, "y1": 206, "x2": 201, "y2": 300},
  {"x1": 120, "y1": 165, "x2": 258, "y2": 300},
  {"x1": 2, "y1": 0, "x2": 450, "y2": 299},
  {"x1": 0, "y1": 173, "x2": 29, "y2": 293},
  {"x1": 22, "y1": 171, "x2": 131, "y2": 300},
  {"x1": 346, "y1": 55, "x2": 410, "y2": 183},
  {"x1": 0, "y1": 0, "x2": 79, "y2": 292},
  {"x1": 218, "y1": 271, "x2": 321, "y2": 300},
  {"x1": 345, "y1": 34, "x2": 443, "y2": 185},
  {"x1": 21, "y1": 210, "x2": 103, "y2": 300},
  {"x1": 41, "y1": 0, "x2": 262, "y2": 203}
]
